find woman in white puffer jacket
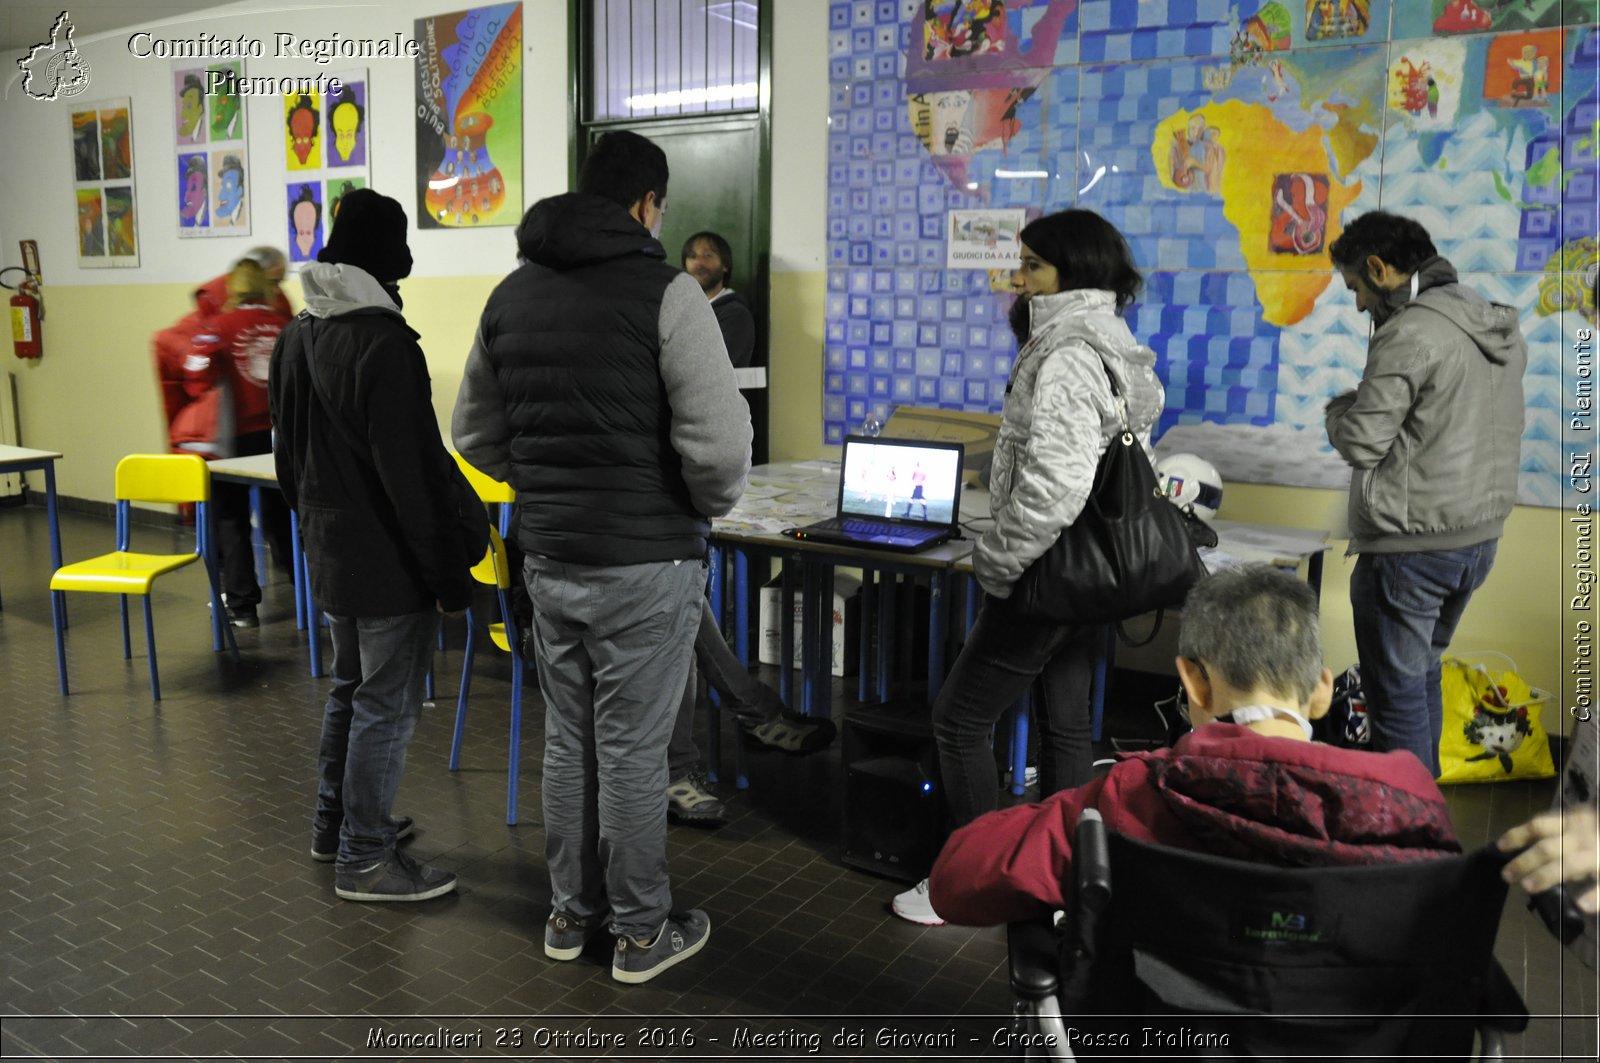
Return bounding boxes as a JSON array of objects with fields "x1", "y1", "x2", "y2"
[{"x1": 894, "y1": 209, "x2": 1165, "y2": 926}]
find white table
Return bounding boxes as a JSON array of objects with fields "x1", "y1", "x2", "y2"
[{"x1": 0, "y1": 444, "x2": 64, "y2": 613}]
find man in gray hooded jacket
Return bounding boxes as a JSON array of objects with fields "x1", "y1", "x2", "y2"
[{"x1": 1326, "y1": 211, "x2": 1527, "y2": 777}]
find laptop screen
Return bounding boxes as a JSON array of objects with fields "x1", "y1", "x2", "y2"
[{"x1": 838, "y1": 437, "x2": 964, "y2": 526}]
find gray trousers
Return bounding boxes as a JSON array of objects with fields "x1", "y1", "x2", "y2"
[{"x1": 524, "y1": 553, "x2": 704, "y2": 939}]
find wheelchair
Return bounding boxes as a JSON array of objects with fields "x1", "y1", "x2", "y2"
[{"x1": 1007, "y1": 810, "x2": 1530, "y2": 1060}]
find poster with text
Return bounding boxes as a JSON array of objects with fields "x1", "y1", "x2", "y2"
[
  {"x1": 414, "y1": 2, "x2": 522, "y2": 228},
  {"x1": 70, "y1": 97, "x2": 138, "y2": 267}
]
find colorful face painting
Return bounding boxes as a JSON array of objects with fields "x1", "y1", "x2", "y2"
[
  {"x1": 209, "y1": 63, "x2": 243, "y2": 139},
  {"x1": 325, "y1": 176, "x2": 367, "y2": 240},
  {"x1": 104, "y1": 187, "x2": 136, "y2": 256},
  {"x1": 285, "y1": 92, "x2": 321, "y2": 169},
  {"x1": 213, "y1": 154, "x2": 246, "y2": 227},
  {"x1": 179, "y1": 152, "x2": 209, "y2": 227},
  {"x1": 71, "y1": 110, "x2": 100, "y2": 182},
  {"x1": 326, "y1": 82, "x2": 367, "y2": 167},
  {"x1": 176, "y1": 70, "x2": 206, "y2": 144},
  {"x1": 288, "y1": 183, "x2": 324, "y2": 261},
  {"x1": 76, "y1": 189, "x2": 105, "y2": 257},
  {"x1": 99, "y1": 107, "x2": 131, "y2": 180}
]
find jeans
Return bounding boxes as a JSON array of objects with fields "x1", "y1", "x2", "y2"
[
  {"x1": 668, "y1": 597, "x2": 783, "y2": 781},
  {"x1": 215, "y1": 429, "x2": 291, "y2": 607},
  {"x1": 933, "y1": 597, "x2": 1096, "y2": 830},
  {"x1": 525, "y1": 554, "x2": 704, "y2": 939},
  {"x1": 1350, "y1": 541, "x2": 1499, "y2": 777},
  {"x1": 313, "y1": 610, "x2": 440, "y2": 869}
]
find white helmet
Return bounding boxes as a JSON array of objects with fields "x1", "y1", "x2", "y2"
[{"x1": 1156, "y1": 452, "x2": 1223, "y2": 520}]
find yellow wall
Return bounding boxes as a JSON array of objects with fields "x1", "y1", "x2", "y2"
[{"x1": 19, "y1": 269, "x2": 1570, "y2": 701}]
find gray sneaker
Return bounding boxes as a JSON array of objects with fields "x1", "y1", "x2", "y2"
[
  {"x1": 666, "y1": 770, "x2": 727, "y2": 826},
  {"x1": 545, "y1": 907, "x2": 611, "y2": 961},
  {"x1": 334, "y1": 849, "x2": 456, "y2": 902},
  {"x1": 612, "y1": 909, "x2": 710, "y2": 984}
]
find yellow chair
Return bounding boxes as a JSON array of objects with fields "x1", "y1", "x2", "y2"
[
  {"x1": 453, "y1": 451, "x2": 516, "y2": 534},
  {"x1": 50, "y1": 453, "x2": 237, "y2": 700},
  {"x1": 448, "y1": 524, "x2": 527, "y2": 824}
]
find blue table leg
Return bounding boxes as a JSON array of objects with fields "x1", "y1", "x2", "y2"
[
  {"x1": 248, "y1": 484, "x2": 266, "y2": 585},
  {"x1": 801, "y1": 560, "x2": 820, "y2": 715},
  {"x1": 1010, "y1": 694, "x2": 1031, "y2": 796},
  {"x1": 779, "y1": 559, "x2": 797, "y2": 708},
  {"x1": 928, "y1": 570, "x2": 947, "y2": 702},
  {"x1": 858, "y1": 566, "x2": 874, "y2": 704},
  {"x1": 290, "y1": 510, "x2": 307, "y2": 631},
  {"x1": 734, "y1": 550, "x2": 749, "y2": 665},
  {"x1": 817, "y1": 562, "x2": 834, "y2": 719},
  {"x1": 876, "y1": 570, "x2": 894, "y2": 704},
  {"x1": 1090, "y1": 624, "x2": 1114, "y2": 743},
  {"x1": 44, "y1": 461, "x2": 67, "y2": 627},
  {"x1": 706, "y1": 545, "x2": 724, "y2": 784}
]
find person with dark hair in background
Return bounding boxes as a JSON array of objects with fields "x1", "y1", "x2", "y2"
[
  {"x1": 271, "y1": 188, "x2": 482, "y2": 903},
  {"x1": 453, "y1": 130, "x2": 750, "y2": 983},
  {"x1": 893, "y1": 208, "x2": 1164, "y2": 925},
  {"x1": 1325, "y1": 211, "x2": 1527, "y2": 778},
  {"x1": 681, "y1": 230, "x2": 755, "y2": 368},
  {"x1": 662, "y1": 229, "x2": 834, "y2": 828},
  {"x1": 928, "y1": 565, "x2": 1461, "y2": 926}
]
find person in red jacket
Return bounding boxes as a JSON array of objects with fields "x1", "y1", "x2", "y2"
[
  {"x1": 928, "y1": 565, "x2": 1462, "y2": 927},
  {"x1": 188, "y1": 259, "x2": 292, "y2": 626}
]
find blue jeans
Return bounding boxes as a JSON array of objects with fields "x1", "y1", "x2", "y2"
[
  {"x1": 313, "y1": 611, "x2": 440, "y2": 870},
  {"x1": 1350, "y1": 541, "x2": 1498, "y2": 777},
  {"x1": 525, "y1": 555, "x2": 704, "y2": 939},
  {"x1": 933, "y1": 597, "x2": 1096, "y2": 830}
]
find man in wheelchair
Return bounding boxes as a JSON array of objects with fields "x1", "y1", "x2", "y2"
[{"x1": 929, "y1": 564, "x2": 1460, "y2": 928}]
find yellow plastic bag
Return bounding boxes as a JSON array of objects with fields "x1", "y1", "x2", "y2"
[{"x1": 1437, "y1": 656, "x2": 1556, "y2": 784}]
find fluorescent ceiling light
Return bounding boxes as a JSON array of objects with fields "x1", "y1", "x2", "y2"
[{"x1": 626, "y1": 81, "x2": 758, "y2": 110}]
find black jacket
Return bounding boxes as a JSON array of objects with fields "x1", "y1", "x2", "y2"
[
  {"x1": 269, "y1": 263, "x2": 478, "y2": 616},
  {"x1": 453, "y1": 192, "x2": 750, "y2": 565}
]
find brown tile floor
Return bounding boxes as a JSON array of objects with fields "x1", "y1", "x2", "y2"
[{"x1": 1, "y1": 501, "x2": 1595, "y2": 1060}]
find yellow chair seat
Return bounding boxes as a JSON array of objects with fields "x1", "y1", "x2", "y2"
[
  {"x1": 51, "y1": 551, "x2": 199, "y2": 595},
  {"x1": 489, "y1": 622, "x2": 511, "y2": 654}
]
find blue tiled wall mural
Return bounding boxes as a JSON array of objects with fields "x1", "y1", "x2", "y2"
[{"x1": 824, "y1": 0, "x2": 1598, "y2": 507}]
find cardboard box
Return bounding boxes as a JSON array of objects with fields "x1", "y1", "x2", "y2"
[{"x1": 759, "y1": 572, "x2": 860, "y2": 677}]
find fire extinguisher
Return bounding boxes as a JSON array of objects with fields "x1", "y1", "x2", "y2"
[{"x1": 2, "y1": 244, "x2": 43, "y2": 360}]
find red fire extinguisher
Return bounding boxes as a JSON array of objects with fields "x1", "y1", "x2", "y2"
[{"x1": 2, "y1": 241, "x2": 43, "y2": 360}]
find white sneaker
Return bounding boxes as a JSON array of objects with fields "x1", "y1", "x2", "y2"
[{"x1": 890, "y1": 878, "x2": 947, "y2": 926}]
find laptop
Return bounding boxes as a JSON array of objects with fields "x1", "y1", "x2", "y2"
[{"x1": 786, "y1": 436, "x2": 965, "y2": 553}]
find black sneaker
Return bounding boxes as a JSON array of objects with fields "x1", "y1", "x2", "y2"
[
  {"x1": 612, "y1": 909, "x2": 710, "y2": 984},
  {"x1": 545, "y1": 907, "x2": 611, "y2": 961},
  {"x1": 666, "y1": 770, "x2": 727, "y2": 826},
  {"x1": 310, "y1": 816, "x2": 414, "y2": 863},
  {"x1": 225, "y1": 603, "x2": 259, "y2": 628},
  {"x1": 744, "y1": 711, "x2": 837, "y2": 755},
  {"x1": 334, "y1": 849, "x2": 456, "y2": 902}
]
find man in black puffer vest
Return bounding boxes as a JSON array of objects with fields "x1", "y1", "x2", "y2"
[{"x1": 453, "y1": 131, "x2": 750, "y2": 985}]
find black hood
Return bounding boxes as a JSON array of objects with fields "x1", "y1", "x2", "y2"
[{"x1": 515, "y1": 192, "x2": 666, "y2": 270}]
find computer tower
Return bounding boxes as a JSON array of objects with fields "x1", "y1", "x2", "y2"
[{"x1": 840, "y1": 701, "x2": 944, "y2": 881}]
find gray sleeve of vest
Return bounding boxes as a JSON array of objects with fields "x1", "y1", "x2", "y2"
[
  {"x1": 658, "y1": 272, "x2": 752, "y2": 517},
  {"x1": 450, "y1": 327, "x2": 512, "y2": 483}
]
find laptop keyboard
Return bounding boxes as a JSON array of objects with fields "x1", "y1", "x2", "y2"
[{"x1": 813, "y1": 517, "x2": 937, "y2": 540}]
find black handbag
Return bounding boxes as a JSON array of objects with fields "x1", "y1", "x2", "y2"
[{"x1": 1009, "y1": 358, "x2": 1211, "y2": 639}]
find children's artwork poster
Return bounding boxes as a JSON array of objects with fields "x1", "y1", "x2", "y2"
[
  {"x1": 413, "y1": 3, "x2": 523, "y2": 228},
  {"x1": 285, "y1": 90, "x2": 322, "y2": 171},
  {"x1": 282, "y1": 70, "x2": 373, "y2": 264},
  {"x1": 287, "y1": 182, "x2": 325, "y2": 262},
  {"x1": 325, "y1": 77, "x2": 368, "y2": 168},
  {"x1": 947, "y1": 208, "x2": 1025, "y2": 268},
  {"x1": 176, "y1": 62, "x2": 251, "y2": 238},
  {"x1": 69, "y1": 97, "x2": 138, "y2": 267}
]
